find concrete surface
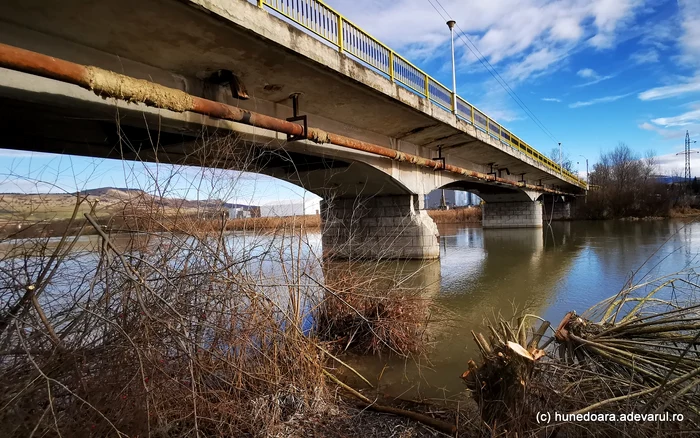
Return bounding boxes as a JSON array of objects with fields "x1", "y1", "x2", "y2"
[
  {"x1": 482, "y1": 201, "x2": 544, "y2": 229},
  {"x1": 321, "y1": 195, "x2": 439, "y2": 259}
]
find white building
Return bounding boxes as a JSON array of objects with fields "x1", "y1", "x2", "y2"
[
  {"x1": 424, "y1": 189, "x2": 481, "y2": 209},
  {"x1": 259, "y1": 198, "x2": 321, "y2": 217}
]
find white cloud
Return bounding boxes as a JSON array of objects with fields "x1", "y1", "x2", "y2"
[
  {"x1": 637, "y1": 2, "x2": 700, "y2": 101},
  {"x1": 650, "y1": 109, "x2": 700, "y2": 127},
  {"x1": 577, "y1": 68, "x2": 598, "y2": 78},
  {"x1": 588, "y1": 0, "x2": 643, "y2": 48},
  {"x1": 541, "y1": 97, "x2": 561, "y2": 102},
  {"x1": 326, "y1": 0, "x2": 648, "y2": 84},
  {"x1": 577, "y1": 74, "x2": 616, "y2": 88},
  {"x1": 638, "y1": 122, "x2": 687, "y2": 140},
  {"x1": 654, "y1": 151, "x2": 700, "y2": 177},
  {"x1": 629, "y1": 49, "x2": 659, "y2": 64},
  {"x1": 638, "y1": 77, "x2": 700, "y2": 100},
  {"x1": 574, "y1": 67, "x2": 615, "y2": 87},
  {"x1": 569, "y1": 92, "x2": 633, "y2": 108},
  {"x1": 679, "y1": 0, "x2": 700, "y2": 66}
]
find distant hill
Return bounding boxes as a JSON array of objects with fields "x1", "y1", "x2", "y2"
[
  {"x1": 0, "y1": 187, "x2": 257, "y2": 221},
  {"x1": 74, "y1": 187, "x2": 146, "y2": 197},
  {"x1": 650, "y1": 175, "x2": 691, "y2": 184}
]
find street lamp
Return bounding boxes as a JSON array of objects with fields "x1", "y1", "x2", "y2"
[
  {"x1": 577, "y1": 154, "x2": 589, "y2": 189},
  {"x1": 558, "y1": 142, "x2": 563, "y2": 175},
  {"x1": 446, "y1": 20, "x2": 456, "y2": 113}
]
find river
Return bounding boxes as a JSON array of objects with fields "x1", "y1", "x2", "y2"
[
  {"x1": 3, "y1": 219, "x2": 697, "y2": 399},
  {"x1": 345, "y1": 219, "x2": 700, "y2": 399}
]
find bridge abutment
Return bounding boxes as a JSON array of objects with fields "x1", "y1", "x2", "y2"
[
  {"x1": 321, "y1": 195, "x2": 439, "y2": 260},
  {"x1": 482, "y1": 201, "x2": 543, "y2": 228}
]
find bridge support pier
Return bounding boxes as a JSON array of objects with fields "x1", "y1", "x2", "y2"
[
  {"x1": 542, "y1": 197, "x2": 572, "y2": 221},
  {"x1": 321, "y1": 195, "x2": 439, "y2": 260},
  {"x1": 482, "y1": 201, "x2": 543, "y2": 228}
]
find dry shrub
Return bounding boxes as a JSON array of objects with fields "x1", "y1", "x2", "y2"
[
  {"x1": 227, "y1": 214, "x2": 321, "y2": 231},
  {"x1": 0, "y1": 198, "x2": 336, "y2": 437},
  {"x1": 463, "y1": 271, "x2": 700, "y2": 437},
  {"x1": 314, "y1": 262, "x2": 435, "y2": 357},
  {"x1": 427, "y1": 206, "x2": 481, "y2": 224}
]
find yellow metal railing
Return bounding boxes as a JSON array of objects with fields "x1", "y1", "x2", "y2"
[{"x1": 257, "y1": 0, "x2": 585, "y2": 188}]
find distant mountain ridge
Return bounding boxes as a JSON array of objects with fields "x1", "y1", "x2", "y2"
[{"x1": 67, "y1": 187, "x2": 256, "y2": 209}]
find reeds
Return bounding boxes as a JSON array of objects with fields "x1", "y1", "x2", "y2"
[
  {"x1": 0, "y1": 194, "x2": 334, "y2": 436},
  {"x1": 313, "y1": 262, "x2": 435, "y2": 357},
  {"x1": 427, "y1": 206, "x2": 481, "y2": 224},
  {"x1": 463, "y1": 271, "x2": 700, "y2": 437}
]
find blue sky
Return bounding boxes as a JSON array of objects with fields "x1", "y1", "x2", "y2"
[
  {"x1": 325, "y1": 0, "x2": 700, "y2": 174},
  {"x1": 2, "y1": 0, "x2": 699, "y2": 201}
]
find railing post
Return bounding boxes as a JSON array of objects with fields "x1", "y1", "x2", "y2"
[
  {"x1": 424, "y1": 73, "x2": 430, "y2": 100},
  {"x1": 452, "y1": 93, "x2": 456, "y2": 114},
  {"x1": 258, "y1": 0, "x2": 264, "y2": 8},
  {"x1": 337, "y1": 15, "x2": 343, "y2": 52},
  {"x1": 470, "y1": 106, "x2": 474, "y2": 125},
  {"x1": 389, "y1": 51, "x2": 394, "y2": 82},
  {"x1": 486, "y1": 117, "x2": 490, "y2": 136}
]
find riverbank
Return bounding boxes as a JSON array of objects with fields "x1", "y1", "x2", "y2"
[
  {"x1": 3, "y1": 203, "x2": 700, "y2": 435},
  {"x1": 1, "y1": 207, "x2": 485, "y2": 239}
]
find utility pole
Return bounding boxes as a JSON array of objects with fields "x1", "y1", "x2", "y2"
[
  {"x1": 577, "y1": 154, "x2": 589, "y2": 192},
  {"x1": 677, "y1": 130, "x2": 698, "y2": 184},
  {"x1": 686, "y1": 130, "x2": 692, "y2": 181},
  {"x1": 558, "y1": 142, "x2": 563, "y2": 175},
  {"x1": 447, "y1": 20, "x2": 457, "y2": 113}
]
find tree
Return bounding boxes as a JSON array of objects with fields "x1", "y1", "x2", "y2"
[
  {"x1": 548, "y1": 148, "x2": 573, "y2": 172},
  {"x1": 586, "y1": 143, "x2": 665, "y2": 218}
]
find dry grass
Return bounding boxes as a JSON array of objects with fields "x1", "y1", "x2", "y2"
[
  {"x1": 0, "y1": 195, "x2": 335, "y2": 437},
  {"x1": 427, "y1": 206, "x2": 481, "y2": 224},
  {"x1": 0, "y1": 198, "x2": 441, "y2": 436},
  {"x1": 0, "y1": 127, "x2": 467, "y2": 436},
  {"x1": 314, "y1": 262, "x2": 436, "y2": 357},
  {"x1": 226, "y1": 214, "x2": 321, "y2": 231},
  {"x1": 670, "y1": 206, "x2": 700, "y2": 218},
  {"x1": 463, "y1": 271, "x2": 700, "y2": 437}
]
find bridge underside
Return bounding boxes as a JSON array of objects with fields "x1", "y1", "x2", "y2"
[
  {"x1": 0, "y1": 0, "x2": 584, "y2": 193},
  {"x1": 0, "y1": 0, "x2": 584, "y2": 259},
  {"x1": 0, "y1": 67, "x2": 577, "y2": 259}
]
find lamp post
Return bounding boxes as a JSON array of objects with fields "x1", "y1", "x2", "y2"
[
  {"x1": 558, "y1": 142, "x2": 563, "y2": 176},
  {"x1": 577, "y1": 154, "x2": 589, "y2": 189},
  {"x1": 446, "y1": 20, "x2": 456, "y2": 113}
]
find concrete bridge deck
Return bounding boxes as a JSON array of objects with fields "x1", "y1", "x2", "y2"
[{"x1": 0, "y1": 0, "x2": 585, "y2": 259}]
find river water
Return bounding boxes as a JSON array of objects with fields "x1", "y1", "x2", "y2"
[
  {"x1": 3, "y1": 219, "x2": 697, "y2": 399},
  {"x1": 345, "y1": 219, "x2": 700, "y2": 398}
]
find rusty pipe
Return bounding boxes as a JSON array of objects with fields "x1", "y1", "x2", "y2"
[{"x1": 0, "y1": 43, "x2": 569, "y2": 195}]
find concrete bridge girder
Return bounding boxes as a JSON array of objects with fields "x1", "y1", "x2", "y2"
[{"x1": 0, "y1": 0, "x2": 584, "y2": 260}]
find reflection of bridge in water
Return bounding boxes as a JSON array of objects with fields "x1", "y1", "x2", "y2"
[{"x1": 340, "y1": 223, "x2": 584, "y2": 397}]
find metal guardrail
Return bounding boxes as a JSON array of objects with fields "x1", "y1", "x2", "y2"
[{"x1": 256, "y1": 0, "x2": 586, "y2": 188}]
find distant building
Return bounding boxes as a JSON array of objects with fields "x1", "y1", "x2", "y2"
[
  {"x1": 225, "y1": 204, "x2": 260, "y2": 219},
  {"x1": 424, "y1": 189, "x2": 481, "y2": 209},
  {"x1": 259, "y1": 198, "x2": 321, "y2": 217}
]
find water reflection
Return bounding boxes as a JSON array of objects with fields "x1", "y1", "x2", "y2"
[
  {"x1": 347, "y1": 219, "x2": 700, "y2": 398},
  {"x1": 3, "y1": 219, "x2": 699, "y2": 398}
]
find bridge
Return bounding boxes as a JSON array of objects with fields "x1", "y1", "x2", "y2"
[{"x1": 0, "y1": 0, "x2": 585, "y2": 260}]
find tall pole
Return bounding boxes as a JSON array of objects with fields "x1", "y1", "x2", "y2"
[
  {"x1": 558, "y1": 142, "x2": 563, "y2": 175},
  {"x1": 578, "y1": 154, "x2": 588, "y2": 189},
  {"x1": 447, "y1": 20, "x2": 456, "y2": 113},
  {"x1": 686, "y1": 130, "x2": 691, "y2": 181}
]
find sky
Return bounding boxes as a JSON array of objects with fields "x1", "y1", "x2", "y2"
[{"x1": 2, "y1": 0, "x2": 699, "y2": 201}]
